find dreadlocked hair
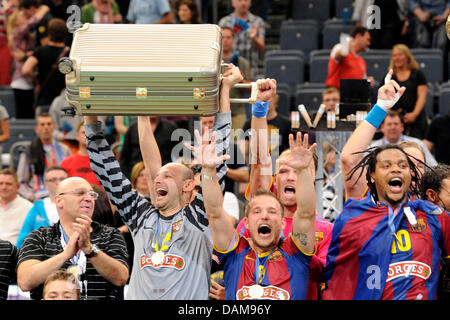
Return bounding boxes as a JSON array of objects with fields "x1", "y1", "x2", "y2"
[{"x1": 346, "y1": 144, "x2": 426, "y2": 203}]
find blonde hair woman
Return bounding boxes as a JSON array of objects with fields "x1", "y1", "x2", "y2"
[{"x1": 387, "y1": 44, "x2": 428, "y2": 139}]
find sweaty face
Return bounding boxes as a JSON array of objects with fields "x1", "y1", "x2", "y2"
[
  {"x1": 245, "y1": 195, "x2": 284, "y2": 253},
  {"x1": 371, "y1": 148, "x2": 412, "y2": 207}
]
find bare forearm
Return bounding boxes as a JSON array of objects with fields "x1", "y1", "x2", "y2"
[
  {"x1": 87, "y1": 252, "x2": 128, "y2": 286},
  {"x1": 18, "y1": 252, "x2": 70, "y2": 291},
  {"x1": 138, "y1": 116, "x2": 160, "y2": 199},
  {"x1": 202, "y1": 167, "x2": 223, "y2": 218},
  {"x1": 295, "y1": 167, "x2": 316, "y2": 219}
]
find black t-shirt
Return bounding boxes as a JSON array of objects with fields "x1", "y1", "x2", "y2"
[
  {"x1": 391, "y1": 69, "x2": 427, "y2": 114},
  {"x1": 425, "y1": 113, "x2": 450, "y2": 164},
  {"x1": 33, "y1": 45, "x2": 69, "y2": 106}
]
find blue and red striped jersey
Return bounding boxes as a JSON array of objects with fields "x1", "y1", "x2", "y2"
[
  {"x1": 322, "y1": 192, "x2": 450, "y2": 300},
  {"x1": 215, "y1": 235, "x2": 317, "y2": 300}
]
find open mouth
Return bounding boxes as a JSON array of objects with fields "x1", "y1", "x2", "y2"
[
  {"x1": 388, "y1": 177, "x2": 403, "y2": 193},
  {"x1": 258, "y1": 224, "x2": 272, "y2": 237},
  {"x1": 156, "y1": 188, "x2": 168, "y2": 199}
]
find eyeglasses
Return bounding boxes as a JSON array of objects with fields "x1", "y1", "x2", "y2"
[
  {"x1": 45, "y1": 177, "x2": 67, "y2": 183},
  {"x1": 58, "y1": 189, "x2": 99, "y2": 200}
]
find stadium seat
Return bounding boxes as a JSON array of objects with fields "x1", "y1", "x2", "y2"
[
  {"x1": 276, "y1": 87, "x2": 291, "y2": 117},
  {"x1": 362, "y1": 54, "x2": 391, "y2": 82},
  {"x1": 281, "y1": 19, "x2": 319, "y2": 29},
  {"x1": 9, "y1": 141, "x2": 31, "y2": 172},
  {"x1": 424, "y1": 83, "x2": 435, "y2": 120},
  {"x1": 291, "y1": 0, "x2": 331, "y2": 24},
  {"x1": 439, "y1": 82, "x2": 450, "y2": 115},
  {"x1": 362, "y1": 49, "x2": 391, "y2": 56},
  {"x1": 309, "y1": 55, "x2": 330, "y2": 83},
  {"x1": 334, "y1": 0, "x2": 356, "y2": 19},
  {"x1": 3, "y1": 122, "x2": 36, "y2": 155},
  {"x1": 415, "y1": 54, "x2": 443, "y2": 84},
  {"x1": 0, "y1": 86, "x2": 16, "y2": 119},
  {"x1": 264, "y1": 56, "x2": 304, "y2": 95},
  {"x1": 280, "y1": 24, "x2": 319, "y2": 64},
  {"x1": 265, "y1": 49, "x2": 305, "y2": 63},
  {"x1": 295, "y1": 86, "x2": 325, "y2": 113},
  {"x1": 410, "y1": 48, "x2": 442, "y2": 57},
  {"x1": 322, "y1": 21, "x2": 354, "y2": 49}
]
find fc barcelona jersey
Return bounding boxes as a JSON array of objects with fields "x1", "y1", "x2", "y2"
[
  {"x1": 215, "y1": 235, "x2": 316, "y2": 300},
  {"x1": 323, "y1": 192, "x2": 450, "y2": 300}
]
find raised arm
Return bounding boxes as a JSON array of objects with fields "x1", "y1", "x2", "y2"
[
  {"x1": 341, "y1": 70, "x2": 406, "y2": 198},
  {"x1": 278, "y1": 132, "x2": 317, "y2": 254},
  {"x1": 247, "y1": 79, "x2": 277, "y2": 199},
  {"x1": 138, "y1": 116, "x2": 161, "y2": 202},
  {"x1": 190, "y1": 128, "x2": 235, "y2": 251}
]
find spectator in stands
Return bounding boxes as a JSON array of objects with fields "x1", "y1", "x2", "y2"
[
  {"x1": 17, "y1": 176, "x2": 129, "y2": 300},
  {"x1": 126, "y1": 0, "x2": 173, "y2": 24},
  {"x1": 19, "y1": 0, "x2": 53, "y2": 47},
  {"x1": 42, "y1": 269, "x2": 80, "y2": 300},
  {"x1": 0, "y1": 168, "x2": 33, "y2": 245},
  {"x1": 81, "y1": 0, "x2": 122, "y2": 24},
  {"x1": 175, "y1": 0, "x2": 200, "y2": 23},
  {"x1": 17, "y1": 112, "x2": 70, "y2": 200},
  {"x1": 60, "y1": 121, "x2": 101, "y2": 186},
  {"x1": 0, "y1": 0, "x2": 15, "y2": 86},
  {"x1": 322, "y1": 87, "x2": 340, "y2": 112},
  {"x1": 353, "y1": 0, "x2": 410, "y2": 49},
  {"x1": 130, "y1": 161, "x2": 150, "y2": 200},
  {"x1": 410, "y1": 0, "x2": 450, "y2": 52},
  {"x1": 22, "y1": 17, "x2": 68, "y2": 113},
  {"x1": 119, "y1": 116, "x2": 178, "y2": 180},
  {"x1": 0, "y1": 239, "x2": 19, "y2": 300},
  {"x1": 0, "y1": 105, "x2": 10, "y2": 167},
  {"x1": 16, "y1": 165, "x2": 68, "y2": 248},
  {"x1": 370, "y1": 110, "x2": 437, "y2": 166},
  {"x1": 49, "y1": 89, "x2": 83, "y2": 154},
  {"x1": 386, "y1": 44, "x2": 428, "y2": 139},
  {"x1": 424, "y1": 111, "x2": 450, "y2": 165},
  {"x1": 219, "y1": 0, "x2": 265, "y2": 77},
  {"x1": 325, "y1": 26, "x2": 372, "y2": 89},
  {"x1": 8, "y1": 4, "x2": 49, "y2": 119},
  {"x1": 221, "y1": 25, "x2": 253, "y2": 130}
]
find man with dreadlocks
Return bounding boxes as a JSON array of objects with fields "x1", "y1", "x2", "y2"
[{"x1": 321, "y1": 72, "x2": 450, "y2": 300}]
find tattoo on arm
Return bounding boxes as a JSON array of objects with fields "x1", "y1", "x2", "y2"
[{"x1": 293, "y1": 232, "x2": 308, "y2": 246}]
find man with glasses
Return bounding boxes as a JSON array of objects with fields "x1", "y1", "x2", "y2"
[
  {"x1": 17, "y1": 176, "x2": 129, "y2": 300},
  {"x1": 16, "y1": 166, "x2": 68, "y2": 248}
]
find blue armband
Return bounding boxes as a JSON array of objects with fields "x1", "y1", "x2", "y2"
[
  {"x1": 252, "y1": 101, "x2": 269, "y2": 118},
  {"x1": 365, "y1": 104, "x2": 387, "y2": 129}
]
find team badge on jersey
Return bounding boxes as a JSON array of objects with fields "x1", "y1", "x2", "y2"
[
  {"x1": 315, "y1": 231, "x2": 324, "y2": 244},
  {"x1": 411, "y1": 218, "x2": 427, "y2": 233},
  {"x1": 172, "y1": 220, "x2": 183, "y2": 233}
]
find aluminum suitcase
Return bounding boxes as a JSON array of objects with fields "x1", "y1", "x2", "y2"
[{"x1": 61, "y1": 23, "x2": 256, "y2": 116}]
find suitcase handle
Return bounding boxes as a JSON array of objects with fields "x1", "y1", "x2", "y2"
[
  {"x1": 230, "y1": 82, "x2": 258, "y2": 105},
  {"x1": 221, "y1": 62, "x2": 259, "y2": 105}
]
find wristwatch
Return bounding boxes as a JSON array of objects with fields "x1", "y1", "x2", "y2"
[{"x1": 85, "y1": 244, "x2": 100, "y2": 258}]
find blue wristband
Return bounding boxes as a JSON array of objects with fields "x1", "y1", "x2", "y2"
[
  {"x1": 252, "y1": 101, "x2": 269, "y2": 118},
  {"x1": 365, "y1": 104, "x2": 387, "y2": 128}
]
